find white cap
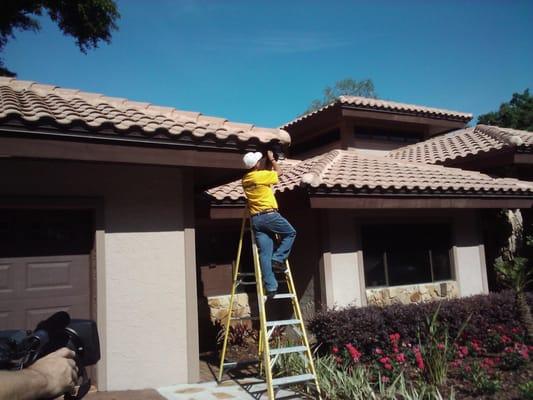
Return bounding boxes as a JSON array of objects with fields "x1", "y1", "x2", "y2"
[{"x1": 242, "y1": 152, "x2": 263, "y2": 169}]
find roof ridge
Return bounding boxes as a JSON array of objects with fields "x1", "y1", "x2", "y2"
[
  {"x1": 475, "y1": 124, "x2": 524, "y2": 146},
  {"x1": 301, "y1": 149, "x2": 342, "y2": 186}
]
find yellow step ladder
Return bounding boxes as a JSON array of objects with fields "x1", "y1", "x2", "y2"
[{"x1": 217, "y1": 212, "x2": 322, "y2": 399}]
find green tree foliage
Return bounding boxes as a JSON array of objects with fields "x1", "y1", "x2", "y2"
[
  {"x1": 478, "y1": 89, "x2": 533, "y2": 131},
  {"x1": 303, "y1": 78, "x2": 377, "y2": 115},
  {"x1": 0, "y1": 0, "x2": 120, "y2": 76}
]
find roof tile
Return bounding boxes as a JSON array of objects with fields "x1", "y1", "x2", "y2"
[
  {"x1": 0, "y1": 77, "x2": 290, "y2": 147},
  {"x1": 389, "y1": 125, "x2": 533, "y2": 164},
  {"x1": 283, "y1": 96, "x2": 472, "y2": 128},
  {"x1": 207, "y1": 149, "x2": 533, "y2": 202}
]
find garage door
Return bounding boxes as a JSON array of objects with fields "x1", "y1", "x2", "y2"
[{"x1": 0, "y1": 209, "x2": 93, "y2": 331}]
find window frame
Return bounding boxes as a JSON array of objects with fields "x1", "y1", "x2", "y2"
[{"x1": 361, "y1": 222, "x2": 454, "y2": 288}]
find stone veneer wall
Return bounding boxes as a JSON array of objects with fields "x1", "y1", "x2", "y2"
[
  {"x1": 207, "y1": 293, "x2": 251, "y2": 325},
  {"x1": 366, "y1": 280, "x2": 459, "y2": 306}
]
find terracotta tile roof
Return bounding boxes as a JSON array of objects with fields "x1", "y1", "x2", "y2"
[
  {"x1": 283, "y1": 96, "x2": 473, "y2": 128},
  {"x1": 0, "y1": 78, "x2": 290, "y2": 147},
  {"x1": 207, "y1": 149, "x2": 532, "y2": 202},
  {"x1": 388, "y1": 125, "x2": 533, "y2": 164}
]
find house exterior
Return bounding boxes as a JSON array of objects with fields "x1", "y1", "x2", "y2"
[
  {"x1": 0, "y1": 77, "x2": 289, "y2": 390},
  {"x1": 205, "y1": 96, "x2": 533, "y2": 322}
]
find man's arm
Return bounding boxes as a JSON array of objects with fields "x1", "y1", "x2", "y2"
[
  {"x1": 0, "y1": 348, "x2": 78, "y2": 400},
  {"x1": 267, "y1": 150, "x2": 283, "y2": 176}
]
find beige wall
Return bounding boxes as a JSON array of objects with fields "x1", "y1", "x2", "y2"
[
  {"x1": 319, "y1": 210, "x2": 366, "y2": 308},
  {"x1": 452, "y1": 211, "x2": 489, "y2": 296},
  {"x1": 0, "y1": 159, "x2": 199, "y2": 390}
]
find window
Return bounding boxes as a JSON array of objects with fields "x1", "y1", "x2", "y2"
[
  {"x1": 362, "y1": 224, "x2": 452, "y2": 287},
  {"x1": 355, "y1": 127, "x2": 421, "y2": 144}
]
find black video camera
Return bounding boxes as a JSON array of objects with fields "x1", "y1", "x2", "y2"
[
  {"x1": 0, "y1": 311, "x2": 100, "y2": 400},
  {"x1": 267, "y1": 142, "x2": 285, "y2": 161}
]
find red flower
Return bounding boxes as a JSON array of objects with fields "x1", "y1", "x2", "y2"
[
  {"x1": 470, "y1": 339, "x2": 482, "y2": 353},
  {"x1": 458, "y1": 346, "x2": 469, "y2": 358},
  {"x1": 395, "y1": 353, "x2": 406, "y2": 363},
  {"x1": 501, "y1": 335, "x2": 512, "y2": 344},
  {"x1": 332, "y1": 346, "x2": 339, "y2": 354},
  {"x1": 413, "y1": 347, "x2": 424, "y2": 370},
  {"x1": 481, "y1": 358, "x2": 496, "y2": 369},
  {"x1": 345, "y1": 343, "x2": 362, "y2": 363},
  {"x1": 437, "y1": 343, "x2": 446, "y2": 351},
  {"x1": 378, "y1": 356, "x2": 391, "y2": 364},
  {"x1": 381, "y1": 376, "x2": 390, "y2": 383},
  {"x1": 383, "y1": 363, "x2": 393, "y2": 370},
  {"x1": 389, "y1": 333, "x2": 400, "y2": 343}
]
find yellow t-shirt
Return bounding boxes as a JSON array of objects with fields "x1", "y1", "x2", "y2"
[{"x1": 242, "y1": 170, "x2": 279, "y2": 215}]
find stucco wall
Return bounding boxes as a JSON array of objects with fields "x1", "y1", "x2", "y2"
[
  {"x1": 0, "y1": 159, "x2": 198, "y2": 390},
  {"x1": 452, "y1": 211, "x2": 489, "y2": 296},
  {"x1": 319, "y1": 210, "x2": 366, "y2": 308}
]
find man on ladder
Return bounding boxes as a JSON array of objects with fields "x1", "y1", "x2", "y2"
[{"x1": 241, "y1": 150, "x2": 296, "y2": 298}]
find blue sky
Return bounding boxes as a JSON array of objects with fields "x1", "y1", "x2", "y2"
[{"x1": 3, "y1": 0, "x2": 533, "y2": 127}]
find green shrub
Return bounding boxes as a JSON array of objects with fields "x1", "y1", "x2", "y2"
[
  {"x1": 519, "y1": 381, "x2": 533, "y2": 399},
  {"x1": 462, "y1": 362, "x2": 501, "y2": 396},
  {"x1": 499, "y1": 351, "x2": 527, "y2": 370}
]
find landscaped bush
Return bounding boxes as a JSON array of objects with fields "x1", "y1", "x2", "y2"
[{"x1": 308, "y1": 290, "x2": 533, "y2": 357}]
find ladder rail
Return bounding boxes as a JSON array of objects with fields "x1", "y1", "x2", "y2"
[
  {"x1": 285, "y1": 259, "x2": 322, "y2": 398},
  {"x1": 217, "y1": 210, "x2": 247, "y2": 382},
  {"x1": 250, "y1": 222, "x2": 276, "y2": 400}
]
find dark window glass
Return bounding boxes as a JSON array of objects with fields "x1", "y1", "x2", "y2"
[
  {"x1": 432, "y1": 248, "x2": 452, "y2": 281},
  {"x1": 362, "y1": 224, "x2": 451, "y2": 287},
  {"x1": 363, "y1": 250, "x2": 386, "y2": 287},
  {"x1": 388, "y1": 249, "x2": 431, "y2": 285}
]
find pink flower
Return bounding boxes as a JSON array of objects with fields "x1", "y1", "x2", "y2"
[
  {"x1": 378, "y1": 356, "x2": 391, "y2": 364},
  {"x1": 395, "y1": 353, "x2": 406, "y2": 363},
  {"x1": 437, "y1": 343, "x2": 446, "y2": 351},
  {"x1": 458, "y1": 346, "x2": 469, "y2": 358},
  {"x1": 383, "y1": 363, "x2": 393, "y2": 371},
  {"x1": 332, "y1": 346, "x2": 339, "y2": 354},
  {"x1": 389, "y1": 333, "x2": 400, "y2": 343},
  {"x1": 481, "y1": 358, "x2": 496, "y2": 369},
  {"x1": 470, "y1": 339, "x2": 482, "y2": 353},
  {"x1": 381, "y1": 376, "x2": 390, "y2": 383},
  {"x1": 375, "y1": 348, "x2": 384, "y2": 355},
  {"x1": 413, "y1": 347, "x2": 424, "y2": 370},
  {"x1": 345, "y1": 343, "x2": 362, "y2": 363},
  {"x1": 501, "y1": 335, "x2": 512, "y2": 344}
]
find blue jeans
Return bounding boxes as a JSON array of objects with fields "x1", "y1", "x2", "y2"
[{"x1": 251, "y1": 212, "x2": 296, "y2": 292}]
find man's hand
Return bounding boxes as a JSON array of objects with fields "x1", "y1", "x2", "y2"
[
  {"x1": 266, "y1": 150, "x2": 283, "y2": 176},
  {"x1": 0, "y1": 347, "x2": 78, "y2": 400},
  {"x1": 28, "y1": 347, "x2": 78, "y2": 398}
]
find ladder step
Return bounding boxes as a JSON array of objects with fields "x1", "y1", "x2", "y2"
[
  {"x1": 222, "y1": 359, "x2": 259, "y2": 369},
  {"x1": 264, "y1": 293, "x2": 295, "y2": 300},
  {"x1": 266, "y1": 319, "x2": 301, "y2": 327},
  {"x1": 238, "y1": 272, "x2": 255, "y2": 276},
  {"x1": 270, "y1": 346, "x2": 307, "y2": 356},
  {"x1": 271, "y1": 373, "x2": 315, "y2": 387},
  {"x1": 231, "y1": 316, "x2": 259, "y2": 321},
  {"x1": 237, "y1": 281, "x2": 257, "y2": 286}
]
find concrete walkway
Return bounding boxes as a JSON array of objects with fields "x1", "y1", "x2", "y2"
[{"x1": 158, "y1": 378, "x2": 304, "y2": 400}]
